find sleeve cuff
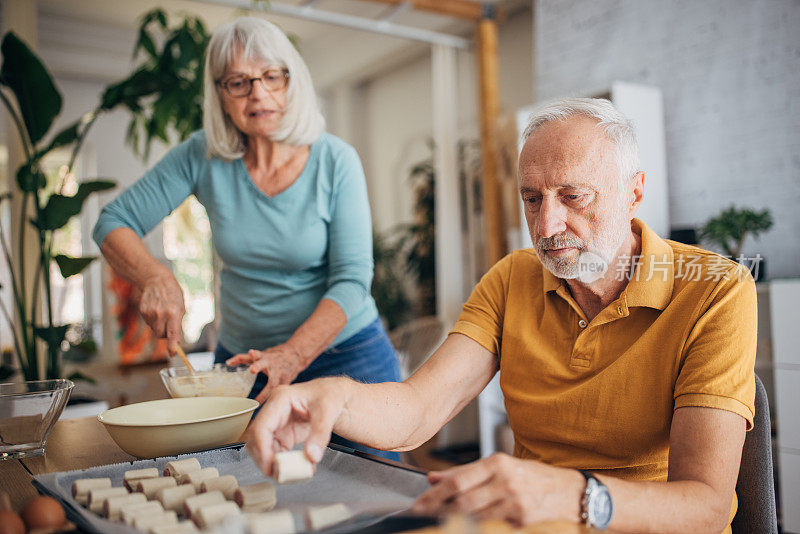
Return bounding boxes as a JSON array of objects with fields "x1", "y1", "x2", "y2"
[
  {"x1": 674, "y1": 393, "x2": 754, "y2": 431},
  {"x1": 323, "y1": 281, "x2": 366, "y2": 320},
  {"x1": 450, "y1": 320, "x2": 499, "y2": 356},
  {"x1": 92, "y1": 220, "x2": 133, "y2": 250}
]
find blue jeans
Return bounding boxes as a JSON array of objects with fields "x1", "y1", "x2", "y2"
[{"x1": 215, "y1": 318, "x2": 401, "y2": 461}]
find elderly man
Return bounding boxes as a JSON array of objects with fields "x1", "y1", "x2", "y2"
[{"x1": 247, "y1": 98, "x2": 756, "y2": 533}]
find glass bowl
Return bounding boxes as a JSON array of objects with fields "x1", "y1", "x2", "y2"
[
  {"x1": 0, "y1": 379, "x2": 74, "y2": 460},
  {"x1": 159, "y1": 364, "x2": 256, "y2": 398}
]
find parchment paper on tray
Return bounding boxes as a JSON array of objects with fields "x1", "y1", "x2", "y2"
[{"x1": 33, "y1": 444, "x2": 431, "y2": 534}]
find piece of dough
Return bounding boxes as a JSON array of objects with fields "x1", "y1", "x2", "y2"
[
  {"x1": 103, "y1": 492, "x2": 146, "y2": 520},
  {"x1": 156, "y1": 484, "x2": 197, "y2": 513},
  {"x1": 192, "y1": 501, "x2": 241, "y2": 529},
  {"x1": 306, "y1": 503, "x2": 352, "y2": 531},
  {"x1": 164, "y1": 458, "x2": 202, "y2": 478},
  {"x1": 123, "y1": 467, "x2": 160, "y2": 490},
  {"x1": 137, "y1": 477, "x2": 178, "y2": 498},
  {"x1": 150, "y1": 521, "x2": 200, "y2": 534},
  {"x1": 234, "y1": 482, "x2": 276, "y2": 513},
  {"x1": 177, "y1": 467, "x2": 219, "y2": 490},
  {"x1": 182, "y1": 490, "x2": 225, "y2": 519},
  {"x1": 133, "y1": 510, "x2": 178, "y2": 531},
  {"x1": 87, "y1": 486, "x2": 129, "y2": 513},
  {"x1": 200, "y1": 475, "x2": 239, "y2": 499},
  {"x1": 273, "y1": 450, "x2": 314, "y2": 484},
  {"x1": 121, "y1": 500, "x2": 164, "y2": 525},
  {"x1": 247, "y1": 509, "x2": 296, "y2": 534},
  {"x1": 72, "y1": 478, "x2": 111, "y2": 505}
]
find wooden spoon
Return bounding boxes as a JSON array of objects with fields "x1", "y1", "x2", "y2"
[{"x1": 173, "y1": 346, "x2": 196, "y2": 376}]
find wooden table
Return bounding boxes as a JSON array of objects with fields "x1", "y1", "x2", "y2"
[
  {"x1": 0, "y1": 417, "x2": 594, "y2": 533},
  {"x1": 0, "y1": 417, "x2": 138, "y2": 509}
]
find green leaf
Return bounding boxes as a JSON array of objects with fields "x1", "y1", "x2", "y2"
[
  {"x1": 100, "y1": 68, "x2": 162, "y2": 110},
  {"x1": 103, "y1": 11, "x2": 208, "y2": 159},
  {"x1": 35, "y1": 179, "x2": 115, "y2": 230},
  {"x1": 141, "y1": 8, "x2": 168, "y2": 31},
  {"x1": 16, "y1": 163, "x2": 46, "y2": 192},
  {"x1": 37, "y1": 120, "x2": 80, "y2": 159},
  {"x1": 135, "y1": 28, "x2": 158, "y2": 59},
  {"x1": 33, "y1": 324, "x2": 70, "y2": 348},
  {"x1": 63, "y1": 340, "x2": 97, "y2": 363},
  {"x1": 53, "y1": 254, "x2": 96, "y2": 278},
  {"x1": 71, "y1": 338, "x2": 98, "y2": 354},
  {"x1": 0, "y1": 33, "x2": 62, "y2": 145},
  {"x1": 0, "y1": 364, "x2": 15, "y2": 380},
  {"x1": 66, "y1": 371, "x2": 96, "y2": 384}
]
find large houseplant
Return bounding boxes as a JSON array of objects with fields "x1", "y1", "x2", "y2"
[
  {"x1": 0, "y1": 33, "x2": 116, "y2": 381},
  {"x1": 103, "y1": 9, "x2": 209, "y2": 160},
  {"x1": 0, "y1": 8, "x2": 217, "y2": 380}
]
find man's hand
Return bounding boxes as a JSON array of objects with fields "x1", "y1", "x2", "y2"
[
  {"x1": 227, "y1": 344, "x2": 308, "y2": 403},
  {"x1": 137, "y1": 272, "x2": 185, "y2": 354},
  {"x1": 412, "y1": 453, "x2": 584, "y2": 527},
  {"x1": 246, "y1": 378, "x2": 347, "y2": 477}
]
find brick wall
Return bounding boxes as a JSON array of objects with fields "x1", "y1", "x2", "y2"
[{"x1": 535, "y1": 0, "x2": 800, "y2": 278}]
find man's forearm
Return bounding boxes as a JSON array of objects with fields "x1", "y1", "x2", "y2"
[
  {"x1": 330, "y1": 378, "x2": 440, "y2": 452},
  {"x1": 599, "y1": 476, "x2": 731, "y2": 533}
]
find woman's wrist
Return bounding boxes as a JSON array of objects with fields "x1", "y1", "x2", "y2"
[
  {"x1": 281, "y1": 339, "x2": 314, "y2": 368},
  {"x1": 135, "y1": 261, "x2": 174, "y2": 289}
]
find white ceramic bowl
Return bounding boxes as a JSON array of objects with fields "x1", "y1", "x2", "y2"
[{"x1": 97, "y1": 397, "x2": 258, "y2": 458}]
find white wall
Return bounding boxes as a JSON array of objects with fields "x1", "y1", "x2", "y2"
[
  {"x1": 327, "y1": 7, "x2": 533, "y2": 236},
  {"x1": 534, "y1": 0, "x2": 800, "y2": 278}
]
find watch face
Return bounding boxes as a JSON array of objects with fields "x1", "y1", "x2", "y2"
[{"x1": 590, "y1": 487, "x2": 614, "y2": 528}]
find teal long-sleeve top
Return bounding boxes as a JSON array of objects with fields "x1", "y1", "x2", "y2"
[{"x1": 93, "y1": 131, "x2": 379, "y2": 355}]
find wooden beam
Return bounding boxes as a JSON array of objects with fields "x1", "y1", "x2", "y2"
[
  {"x1": 362, "y1": 0, "x2": 486, "y2": 21},
  {"x1": 476, "y1": 17, "x2": 506, "y2": 267}
]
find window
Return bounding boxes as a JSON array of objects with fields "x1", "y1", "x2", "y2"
[{"x1": 162, "y1": 197, "x2": 214, "y2": 344}]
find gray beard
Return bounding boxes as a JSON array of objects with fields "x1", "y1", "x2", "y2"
[{"x1": 534, "y1": 217, "x2": 629, "y2": 281}]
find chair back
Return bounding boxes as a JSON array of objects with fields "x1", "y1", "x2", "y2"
[{"x1": 731, "y1": 373, "x2": 778, "y2": 533}]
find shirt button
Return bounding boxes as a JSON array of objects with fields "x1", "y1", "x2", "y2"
[
  {"x1": 617, "y1": 306, "x2": 623, "y2": 315},
  {"x1": 578, "y1": 320, "x2": 588, "y2": 328}
]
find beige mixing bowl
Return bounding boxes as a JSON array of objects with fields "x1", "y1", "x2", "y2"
[{"x1": 97, "y1": 397, "x2": 258, "y2": 458}]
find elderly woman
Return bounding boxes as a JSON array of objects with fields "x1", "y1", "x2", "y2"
[{"x1": 93, "y1": 17, "x2": 400, "y2": 459}]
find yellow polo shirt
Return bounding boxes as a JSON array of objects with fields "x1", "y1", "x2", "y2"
[{"x1": 452, "y1": 219, "x2": 756, "y2": 531}]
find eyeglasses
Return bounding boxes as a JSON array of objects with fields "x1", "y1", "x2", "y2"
[{"x1": 217, "y1": 68, "x2": 290, "y2": 98}]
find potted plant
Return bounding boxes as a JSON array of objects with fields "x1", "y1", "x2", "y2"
[
  {"x1": 698, "y1": 205, "x2": 773, "y2": 280},
  {"x1": 0, "y1": 33, "x2": 117, "y2": 382}
]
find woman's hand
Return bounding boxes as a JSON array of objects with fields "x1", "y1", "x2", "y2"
[
  {"x1": 137, "y1": 271, "x2": 185, "y2": 354},
  {"x1": 227, "y1": 344, "x2": 308, "y2": 403},
  {"x1": 246, "y1": 378, "x2": 347, "y2": 477},
  {"x1": 411, "y1": 453, "x2": 584, "y2": 527}
]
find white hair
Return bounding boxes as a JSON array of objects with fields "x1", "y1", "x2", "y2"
[
  {"x1": 203, "y1": 17, "x2": 325, "y2": 160},
  {"x1": 521, "y1": 97, "x2": 640, "y2": 184}
]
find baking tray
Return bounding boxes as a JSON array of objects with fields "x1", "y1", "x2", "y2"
[{"x1": 33, "y1": 443, "x2": 437, "y2": 533}]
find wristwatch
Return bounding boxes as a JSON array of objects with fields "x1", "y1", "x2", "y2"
[{"x1": 579, "y1": 470, "x2": 614, "y2": 530}]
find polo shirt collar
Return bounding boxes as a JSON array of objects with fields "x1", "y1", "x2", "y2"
[
  {"x1": 624, "y1": 218, "x2": 674, "y2": 310},
  {"x1": 542, "y1": 262, "x2": 562, "y2": 293},
  {"x1": 540, "y1": 219, "x2": 673, "y2": 311}
]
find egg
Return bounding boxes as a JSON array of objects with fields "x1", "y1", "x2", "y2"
[
  {"x1": 19, "y1": 496, "x2": 66, "y2": 530},
  {"x1": 0, "y1": 510, "x2": 25, "y2": 534}
]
